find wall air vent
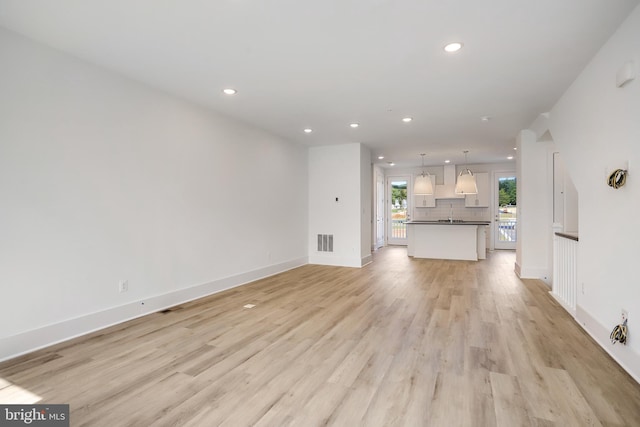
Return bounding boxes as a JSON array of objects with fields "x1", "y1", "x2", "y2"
[{"x1": 317, "y1": 234, "x2": 334, "y2": 252}]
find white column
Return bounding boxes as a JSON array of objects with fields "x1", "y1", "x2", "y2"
[{"x1": 516, "y1": 129, "x2": 554, "y2": 283}]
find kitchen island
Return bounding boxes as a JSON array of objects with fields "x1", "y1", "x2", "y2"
[{"x1": 406, "y1": 221, "x2": 490, "y2": 261}]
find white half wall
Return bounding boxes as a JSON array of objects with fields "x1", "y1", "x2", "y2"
[
  {"x1": 546, "y1": 5, "x2": 640, "y2": 379},
  {"x1": 0, "y1": 28, "x2": 308, "y2": 361}
]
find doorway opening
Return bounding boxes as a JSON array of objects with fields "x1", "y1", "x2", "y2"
[
  {"x1": 495, "y1": 173, "x2": 516, "y2": 250},
  {"x1": 375, "y1": 170, "x2": 385, "y2": 249},
  {"x1": 387, "y1": 176, "x2": 410, "y2": 245}
]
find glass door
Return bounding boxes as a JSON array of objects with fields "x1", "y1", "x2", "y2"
[
  {"x1": 387, "y1": 176, "x2": 410, "y2": 245},
  {"x1": 494, "y1": 172, "x2": 517, "y2": 250}
]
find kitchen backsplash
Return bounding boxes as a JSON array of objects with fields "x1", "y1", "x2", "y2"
[{"x1": 412, "y1": 198, "x2": 490, "y2": 222}]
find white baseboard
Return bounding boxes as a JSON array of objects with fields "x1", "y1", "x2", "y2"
[
  {"x1": 361, "y1": 254, "x2": 373, "y2": 267},
  {"x1": 548, "y1": 291, "x2": 576, "y2": 318},
  {"x1": 308, "y1": 254, "x2": 363, "y2": 268},
  {"x1": 0, "y1": 257, "x2": 308, "y2": 363},
  {"x1": 517, "y1": 265, "x2": 551, "y2": 285},
  {"x1": 308, "y1": 253, "x2": 371, "y2": 267},
  {"x1": 575, "y1": 304, "x2": 640, "y2": 384}
]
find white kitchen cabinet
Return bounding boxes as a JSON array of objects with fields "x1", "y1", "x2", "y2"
[
  {"x1": 407, "y1": 223, "x2": 481, "y2": 261},
  {"x1": 465, "y1": 172, "x2": 489, "y2": 207},
  {"x1": 477, "y1": 225, "x2": 487, "y2": 259},
  {"x1": 413, "y1": 175, "x2": 436, "y2": 208}
]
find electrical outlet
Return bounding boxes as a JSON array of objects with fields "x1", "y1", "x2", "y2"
[
  {"x1": 119, "y1": 280, "x2": 129, "y2": 293},
  {"x1": 622, "y1": 309, "x2": 628, "y2": 323}
]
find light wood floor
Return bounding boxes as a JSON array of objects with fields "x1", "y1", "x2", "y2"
[{"x1": 1, "y1": 248, "x2": 639, "y2": 426}]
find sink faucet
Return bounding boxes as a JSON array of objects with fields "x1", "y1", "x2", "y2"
[{"x1": 448, "y1": 203, "x2": 453, "y2": 223}]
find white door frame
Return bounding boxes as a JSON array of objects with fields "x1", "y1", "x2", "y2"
[
  {"x1": 494, "y1": 171, "x2": 517, "y2": 250},
  {"x1": 375, "y1": 170, "x2": 385, "y2": 249},
  {"x1": 387, "y1": 175, "x2": 411, "y2": 246}
]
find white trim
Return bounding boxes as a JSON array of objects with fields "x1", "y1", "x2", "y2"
[
  {"x1": 576, "y1": 305, "x2": 640, "y2": 385},
  {"x1": 374, "y1": 166, "x2": 386, "y2": 250},
  {"x1": 308, "y1": 254, "x2": 363, "y2": 268},
  {"x1": 361, "y1": 254, "x2": 373, "y2": 267},
  {"x1": 0, "y1": 257, "x2": 308, "y2": 363},
  {"x1": 493, "y1": 171, "x2": 517, "y2": 250},
  {"x1": 549, "y1": 291, "x2": 576, "y2": 318},
  {"x1": 386, "y1": 175, "x2": 411, "y2": 246},
  {"x1": 517, "y1": 266, "x2": 551, "y2": 285}
]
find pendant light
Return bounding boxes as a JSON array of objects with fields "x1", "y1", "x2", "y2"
[
  {"x1": 455, "y1": 150, "x2": 478, "y2": 194},
  {"x1": 414, "y1": 153, "x2": 434, "y2": 195}
]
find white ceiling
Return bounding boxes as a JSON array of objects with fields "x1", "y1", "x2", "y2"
[{"x1": 1, "y1": 0, "x2": 638, "y2": 168}]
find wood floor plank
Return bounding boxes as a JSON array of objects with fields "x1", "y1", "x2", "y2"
[
  {"x1": 426, "y1": 373, "x2": 473, "y2": 426},
  {"x1": 490, "y1": 371, "x2": 530, "y2": 426},
  {"x1": 1, "y1": 248, "x2": 640, "y2": 426},
  {"x1": 468, "y1": 370, "x2": 498, "y2": 426},
  {"x1": 541, "y1": 367, "x2": 604, "y2": 427}
]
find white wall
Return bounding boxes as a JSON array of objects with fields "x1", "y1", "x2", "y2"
[
  {"x1": 360, "y1": 145, "x2": 372, "y2": 264},
  {"x1": 308, "y1": 143, "x2": 371, "y2": 267},
  {"x1": 516, "y1": 130, "x2": 554, "y2": 283},
  {"x1": 552, "y1": 152, "x2": 579, "y2": 233},
  {"x1": 0, "y1": 28, "x2": 308, "y2": 360},
  {"x1": 546, "y1": 5, "x2": 640, "y2": 379}
]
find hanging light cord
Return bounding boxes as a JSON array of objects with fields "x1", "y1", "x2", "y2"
[
  {"x1": 610, "y1": 319, "x2": 628, "y2": 345},
  {"x1": 420, "y1": 153, "x2": 428, "y2": 178},
  {"x1": 607, "y1": 169, "x2": 627, "y2": 189},
  {"x1": 461, "y1": 150, "x2": 474, "y2": 176}
]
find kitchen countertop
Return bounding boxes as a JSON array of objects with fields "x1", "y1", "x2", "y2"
[{"x1": 406, "y1": 220, "x2": 491, "y2": 225}]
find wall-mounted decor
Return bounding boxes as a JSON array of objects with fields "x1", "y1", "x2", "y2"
[{"x1": 607, "y1": 168, "x2": 628, "y2": 189}]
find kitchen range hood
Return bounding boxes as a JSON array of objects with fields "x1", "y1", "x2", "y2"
[{"x1": 434, "y1": 165, "x2": 465, "y2": 199}]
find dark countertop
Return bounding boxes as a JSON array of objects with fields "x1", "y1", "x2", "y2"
[{"x1": 406, "y1": 220, "x2": 491, "y2": 225}]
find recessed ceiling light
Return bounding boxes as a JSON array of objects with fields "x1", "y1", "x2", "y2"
[
  {"x1": 507, "y1": 156, "x2": 514, "y2": 160},
  {"x1": 222, "y1": 88, "x2": 237, "y2": 95},
  {"x1": 514, "y1": 147, "x2": 518, "y2": 150},
  {"x1": 378, "y1": 155, "x2": 385, "y2": 160},
  {"x1": 444, "y1": 42, "x2": 463, "y2": 53},
  {"x1": 350, "y1": 123, "x2": 359, "y2": 128},
  {"x1": 303, "y1": 128, "x2": 313, "y2": 133},
  {"x1": 444, "y1": 160, "x2": 451, "y2": 164},
  {"x1": 402, "y1": 117, "x2": 413, "y2": 123},
  {"x1": 481, "y1": 116, "x2": 491, "y2": 122},
  {"x1": 388, "y1": 162, "x2": 395, "y2": 166}
]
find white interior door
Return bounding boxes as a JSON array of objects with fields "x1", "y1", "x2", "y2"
[
  {"x1": 387, "y1": 176, "x2": 410, "y2": 245},
  {"x1": 494, "y1": 172, "x2": 517, "y2": 250},
  {"x1": 375, "y1": 171, "x2": 385, "y2": 249}
]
